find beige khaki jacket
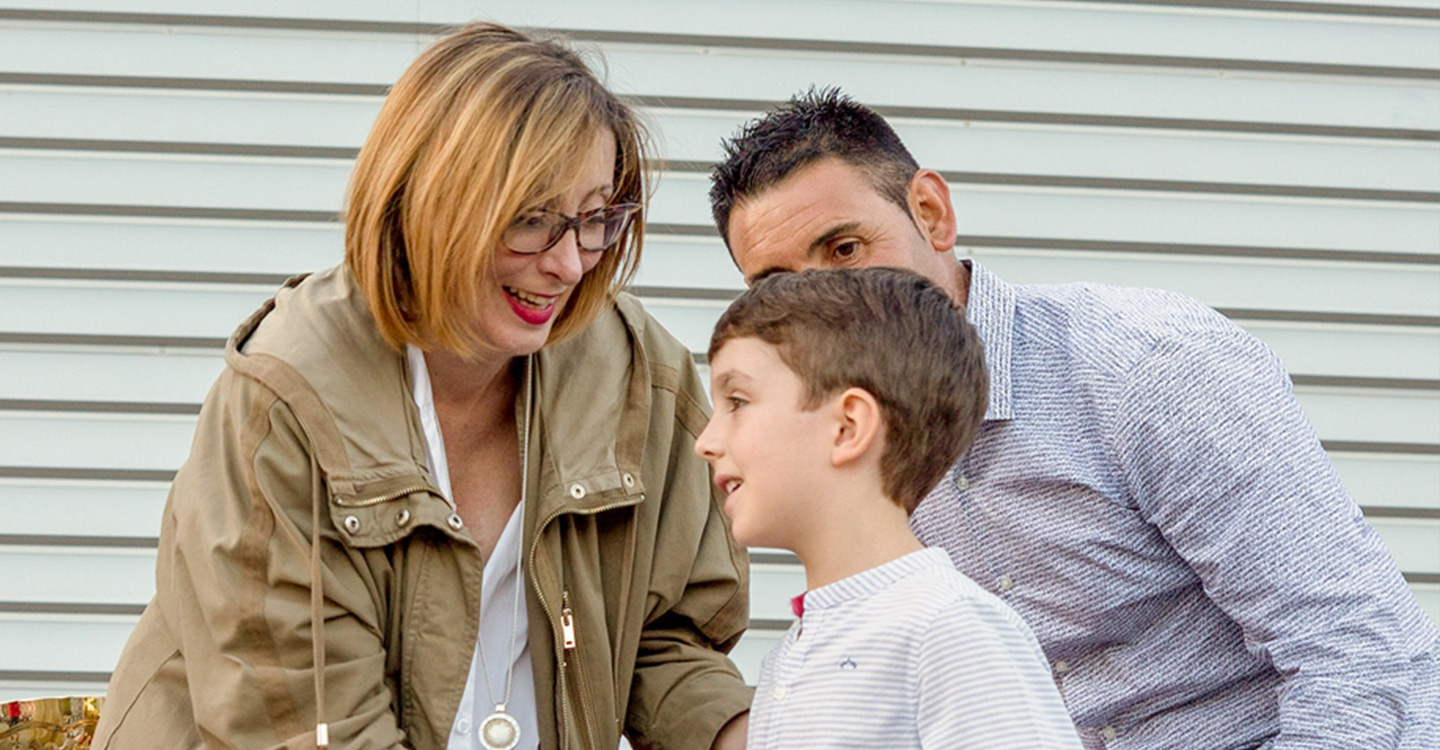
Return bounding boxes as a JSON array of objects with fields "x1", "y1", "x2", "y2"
[{"x1": 94, "y1": 266, "x2": 752, "y2": 749}]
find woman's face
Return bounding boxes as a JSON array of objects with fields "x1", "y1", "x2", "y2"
[{"x1": 475, "y1": 129, "x2": 618, "y2": 360}]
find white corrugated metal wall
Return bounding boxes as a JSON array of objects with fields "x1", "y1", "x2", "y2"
[{"x1": 1, "y1": 0, "x2": 1437, "y2": 703}]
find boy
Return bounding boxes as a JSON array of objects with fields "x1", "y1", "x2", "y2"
[{"x1": 696, "y1": 267, "x2": 1082, "y2": 749}]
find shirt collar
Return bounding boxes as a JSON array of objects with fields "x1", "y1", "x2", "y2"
[
  {"x1": 801, "y1": 547, "x2": 955, "y2": 614},
  {"x1": 961, "y1": 259, "x2": 1015, "y2": 421}
]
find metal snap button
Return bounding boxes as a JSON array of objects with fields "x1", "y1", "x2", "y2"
[
  {"x1": 343, "y1": 515, "x2": 361, "y2": 534},
  {"x1": 447, "y1": 513, "x2": 464, "y2": 530},
  {"x1": 622, "y1": 472, "x2": 635, "y2": 489},
  {"x1": 396, "y1": 509, "x2": 411, "y2": 527},
  {"x1": 569, "y1": 483, "x2": 586, "y2": 499}
]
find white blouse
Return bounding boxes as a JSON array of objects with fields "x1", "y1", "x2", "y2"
[{"x1": 407, "y1": 346, "x2": 539, "y2": 750}]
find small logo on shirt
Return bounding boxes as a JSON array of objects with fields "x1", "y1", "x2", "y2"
[{"x1": 839, "y1": 657, "x2": 858, "y2": 670}]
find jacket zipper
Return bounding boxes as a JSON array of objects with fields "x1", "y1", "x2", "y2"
[
  {"x1": 562, "y1": 590, "x2": 603, "y2": 750},
  {"x1": 529, "y1": 497, "x2": 639, "y2": 749},
  {"x1": 333, "y1": 484, "x2": 444, "y2": 509}
]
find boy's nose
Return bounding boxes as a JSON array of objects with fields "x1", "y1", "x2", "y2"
[{"x1": 694, "y1": 417, "x2": 722, "y2": 461}]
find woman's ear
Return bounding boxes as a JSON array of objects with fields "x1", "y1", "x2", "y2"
[
  {"x1": 831, "y1": 387, "x2": 884, "y2": 468},
  {"x1": 908, "y1": 169, "x2": 957, "y2": 253}
]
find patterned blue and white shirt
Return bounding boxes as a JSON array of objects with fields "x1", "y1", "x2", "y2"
[
  {"x1": 911, "y1": 261, "x2": 1439, "y2": 749},
  {"x1": 748, "y1": 548, "x2": 1083, "y2": 750}
]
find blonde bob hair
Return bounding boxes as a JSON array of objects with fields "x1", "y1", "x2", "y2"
[{"x1": 345, "y1": 22, "x2": 649, "y2": 355}]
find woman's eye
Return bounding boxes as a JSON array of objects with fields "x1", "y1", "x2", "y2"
[
  {"x1": 727, "y1": 397, "x2": 748, "y2": 411},
  {"x1": 512, "y1": 213, "x2": 549, "y2": 229}
]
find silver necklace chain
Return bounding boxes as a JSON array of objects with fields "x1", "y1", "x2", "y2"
[{"x1": 473, "y1": 354, "x2": 531, "y2": 748}]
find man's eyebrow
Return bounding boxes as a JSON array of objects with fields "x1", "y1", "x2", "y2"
[
  {"x1": 809, "y1": 221, "x2": 863, "y2": 256},
  {"x1": 743, "y1": 221, "x2": 865, "y2": 284}
]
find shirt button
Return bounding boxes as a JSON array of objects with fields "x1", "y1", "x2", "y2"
[
  {"x1": 1053, "y1": 660, "x2": 1069, "y2": 674},
  {"x1": 456, "y1": 717, "x2": 471, "y2": 734},
  {"x1": 774, "y1": 685, "x2": 788, "y2": 700},
  {"x1": 1101, "y1": 725, "x2": 1118, "y2": 741},
  {"x1": 998, "y1": 575, "x2": 1014, "y2": 592},
  {"x1": 955, "y1": 474, "x2": 970, "y2": 491}
]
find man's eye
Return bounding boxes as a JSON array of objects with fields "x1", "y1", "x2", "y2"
[{"x1": 832, "y1": 241, "x2": 860, "y2": 260}]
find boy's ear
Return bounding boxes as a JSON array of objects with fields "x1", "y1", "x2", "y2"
[
  {"x1": 831, "y1": 387, "x2": 884, "y2": 468},
  {"x1": 908, "y1": 169, "x2": 957, "y2": 253}
]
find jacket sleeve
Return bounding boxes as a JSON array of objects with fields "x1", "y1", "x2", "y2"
[
  {"x1": 625, "y1": 348, "x2": 755, "y2": 750},
  {"x1": 1109, "y1": 327, "x2": 1438, "y2": 749},
  {"x1": 144, "y1": 369, "x2": 408, "y2": 749}
]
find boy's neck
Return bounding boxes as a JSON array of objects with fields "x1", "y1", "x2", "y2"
[{"x1": 793, "y1": 496, "x2": 924, "y2": 591}]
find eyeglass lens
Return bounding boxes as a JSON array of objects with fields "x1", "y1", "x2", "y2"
[{"x1": 504, "y1": 204, "x2": 638, "y2": 253}]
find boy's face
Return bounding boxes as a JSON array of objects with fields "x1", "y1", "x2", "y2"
[{"x1": 695, "y1": 337, "x2": 834, "y2": 550}]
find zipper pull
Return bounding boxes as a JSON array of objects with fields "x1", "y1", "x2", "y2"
[{"x1": 561, "y1": 592, "x2": 577, "y2": 650}]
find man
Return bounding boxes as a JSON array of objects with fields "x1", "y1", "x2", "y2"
[{"x1": 707, "y1": 87, "x2": 1438, "y2": 749}]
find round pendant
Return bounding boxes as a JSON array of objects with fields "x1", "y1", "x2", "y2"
[{"x1": 480, "y1": 710, "x2": 520, "y2": 750}]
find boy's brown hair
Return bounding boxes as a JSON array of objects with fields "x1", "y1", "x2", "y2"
[{"x1": 709, "y1": 267, "x2": 988, "y2": 512}]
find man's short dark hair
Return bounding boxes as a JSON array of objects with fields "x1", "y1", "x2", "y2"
[
  {"x1": 709, "y1": 267, "x2": 988, "y2": 512},
  {"x1": 708, "y1": 87, "x2": 920, "y2": 247}
]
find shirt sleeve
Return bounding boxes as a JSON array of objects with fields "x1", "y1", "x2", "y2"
[
  {"x1": 916, "y1": 600, "x2": 1082, "y2": 750},
  {"x1": 1110, "y1": 325, "x2": 1437, "y2": 749}
]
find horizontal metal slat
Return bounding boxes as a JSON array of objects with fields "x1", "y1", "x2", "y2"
[
  {"x1": 5, "y1": 87, "x2": 1437, "y2": 195},
  {"x1": 3, "y1": 0, "x2": 1437, "y2": 71},
  {"x1": 4, "y1": 153, "x2": 1436, "y2": 257},
  {"x1": 2, "y1": 390, "x2": 1434, "y2": 487},
  {"x1": 3, "y1": 277, "x2": 1436, "y2": 380},
  {"x1": 1, "y1": 23, "x2": 1436, "y2": 133}
]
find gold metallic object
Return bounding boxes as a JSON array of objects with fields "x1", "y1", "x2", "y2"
[{"x1": 0, "y1": 697, "x2": 104, "y2": 750}]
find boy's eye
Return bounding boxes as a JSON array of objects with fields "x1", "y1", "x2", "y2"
[{"x1": 727, "y1": 396, "x2": 748, "y2": 411}]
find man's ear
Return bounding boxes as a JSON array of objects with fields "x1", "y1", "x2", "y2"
[
  {"x1": 908, "y1": 169, "x2": 957, "y2": 253},
  {"x1": 831, "y1": 387, "x2": 884, "y2": 468}
]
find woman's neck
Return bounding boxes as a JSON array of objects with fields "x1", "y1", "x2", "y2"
[{"x1": 423, "y1": 348, "x2": 519, "y2": 430}]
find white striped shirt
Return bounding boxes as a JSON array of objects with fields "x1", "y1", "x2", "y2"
[{"x1": 748, "y1": 548, "x2": 1082, "y2": 749}]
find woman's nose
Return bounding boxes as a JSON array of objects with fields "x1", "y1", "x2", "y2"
[{"x1": 539, "y1": 228, "x2": 586, "y2": 284}]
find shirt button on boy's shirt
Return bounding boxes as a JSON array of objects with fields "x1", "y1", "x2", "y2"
[
  {"x1": 954, "y1": 475, "x2": 970, "y2": 491},
  {"x1": 774, "y1": 685, "x2": 788, "y2": 700},
  {"x1": 1101, "y1": 725, "x2": 1118, "y2": 741},
  {"x1": 998, "y1": 575, "x2": 1015, "y2": 592},
  {"x1": 1053, "y1": 660, "x2": 1069, "y2": 674}
]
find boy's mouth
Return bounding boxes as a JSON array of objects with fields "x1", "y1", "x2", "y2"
[{"x1": 716, "y1": 476, "x2": 743, "y2": 496}]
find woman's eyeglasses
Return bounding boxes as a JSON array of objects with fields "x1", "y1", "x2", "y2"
[{"x1": 503, "y1": 203, "x2": 641, "y2": 254}]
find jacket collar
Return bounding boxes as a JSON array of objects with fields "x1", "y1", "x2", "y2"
[
  {"x1": 961, "y1": 259, "x2": 1015, "y2": 422},
  {"x1": 224, "y1": 265, "x2": 648, "y2": 522}
]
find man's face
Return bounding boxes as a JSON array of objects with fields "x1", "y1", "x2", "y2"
[{"x1": 726, "y1": 158, "x2": 955, "y2": 293}]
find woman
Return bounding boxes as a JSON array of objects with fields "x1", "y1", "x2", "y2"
[{"x1": 93, "y1": 23, "x2": 752, "y2": 750}]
